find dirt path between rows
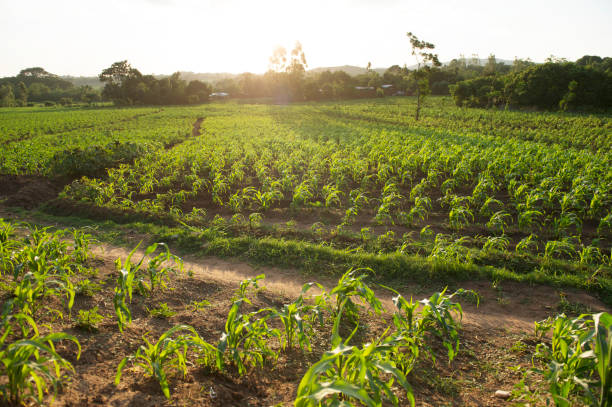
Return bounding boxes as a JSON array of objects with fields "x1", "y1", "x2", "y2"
[
  {"x1": 91, "y1": 241, "x2": 610, "y2": 335},
  {"x1": 192, "y1": 117, "x2": 204, "y2": 137},
  {"x1": 2, "y1": 204, "x2": 609, "y2": 333}
]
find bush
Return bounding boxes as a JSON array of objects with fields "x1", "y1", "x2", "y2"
[
  {"x1": 504, "y1": 62, "x2": 612, "y2": 110},
  {"x1": 431, "y1": 80, "x2": 450, "y2": 95},
  {"x1": 450, "y1": 76, "x2": 505, "y2": 108},
  {"x1": 47, "y1": 141, "x2": 154, "y2": 178},
  {"x1": 59, "y1": 97, "x2": 73, "y2": 106}
]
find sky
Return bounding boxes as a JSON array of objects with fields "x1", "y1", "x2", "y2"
[{"x1": 1, "y1": 0, "x2": 611, "y2": 77}]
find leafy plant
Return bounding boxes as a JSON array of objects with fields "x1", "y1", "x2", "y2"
[
  {"x1": 533, "y1": 313, "x2": 612, "y2": 406},
  {"x1": 75, "y1": 278, "x2": 103, "y2": 297},
  {"x1": 189, "y1": 299, "x2": 211, "y2": 312},
  {"x1": 147, "y1": 303, "x2": 176, "y2": 319},
  {"x1": 483, "y1": 235, "x2": 510, "y2": 252},
  {"x1": 233, "y1": 273, "x2": 265, "y2": 302},
  {"x1": 76, "y1": 307, "x2": 105, "y2": 332},
  {"x1": 294, "y1": 301, "x2": 415, "y2": 407},
  {"x1": 274, "y1": 282, "x2": 326, "y2": 351},
  {"x1": 216, "y1": 300, "x2": 279, "y2": 376},
  {"x1": 449, "y1": 206, "x2": 473, "y2": 230},
  {"x1": 113, "y1": 242, "x2": 182, "y2": 331},
  {"x1": 486, "y1": 210, "x2": 512, "y2": 235},
  {"x1": 0, "y1": 333, "x2": 81, "y2": 405},
  {"x1": 418, "y1": 288, "x2": 478, "y2": 362},
  {"x1": 515, "y1": 234, "x2": 539, "y2": 254},
  {"x1": 138, "y1": 242, "x2": 183, "y2": 295},
  {"x1": 113, "y1": 251, "x2": 138, "y2": 333},
  {"x1": 330, "y1": 268, "x2": 383, "y2": 327},
  {"x1": 116, "y1": 324, "x2": 215, "y2": 399}
]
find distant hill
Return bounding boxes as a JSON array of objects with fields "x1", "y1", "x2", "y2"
[
  {"x1": 174, "y1": 71, "x2": 239, "y2": 83},
  {"x1": 308, "y1": 65, "x2": 387, "y2": 76},
  {"x1": 61, "y1": 76, "x2": 104, "y2": 89}
]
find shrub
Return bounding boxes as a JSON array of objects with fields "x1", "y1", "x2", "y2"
[
  {"x1": 47, "y1": 141, "x2": 154, "y2": 178},
  {"x1": 449, "y1": 76, "x2": 505, "y2": 107}
]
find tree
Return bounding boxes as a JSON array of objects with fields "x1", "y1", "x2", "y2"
[
  {"x1": 18, "y1": 67, "x2": 54, "y2": 79},
  {"x1": 185, "y1": 80, "x2": 212, "y2": 103},
  {"x1": 267, "y1": 42, "x2": 308, "y2": 101},
  {"x1": 79, "y1": 85, "x2": 101, "y2": 105},
  {"x1": 0, "y1": 84, "x2": 15, "y2": 107},
  {"x1": 27, "y1": 83, "x2": 51, "y2": 101},
  {"x1": 269, "y1": 46, "x2": 288, "y2": 72},
  {"x1": 237, "y1": 73, "x2": 267, "y2": 98},
  {"x1": 99, "y1": 60, "x2": 142, "y2": 104},
  {"x1": 511, "y1": 57, "x2": 535, "y2": 74},
  {"x1": 15, "y1": 81, "x2": 28, "y2": 106},
  {"x1": 484, "y1": 54, "x2": 497, "y2": 76},
  {"x1": 407, "y1": 32, "x2": 441, "y2": 120}
]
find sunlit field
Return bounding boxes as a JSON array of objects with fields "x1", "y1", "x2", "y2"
[{"x1": 1, "y1": 96, "x2": 611, "y2": 406}]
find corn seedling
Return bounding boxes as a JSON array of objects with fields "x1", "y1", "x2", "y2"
[
  {"x1": 274, "y1": 282, "x2": 326, "y2": 351},
  {"x1": 0, "y1": 332, "x2": 81, "y2": 406},
  {"x1": 116, "y1": 324, "x2": 216, "y2": 399},
  {"x1": 294, "y1": 301, "x2": 415, "y2": 407},
  {"x1": 516, "y1": 234, "x2": 539, "y2": 254},
  {"x1": 419, "y1": 288, "x2": 477, "y2": 362},
  {"x1": 330, "y1": 268, "x2": 383, "y2": 328},
  {"x1": 533, "y1": 312, "x2": 612, "y2": 407},
  {"x1": 216, "y1": 299, "x2": 279, "y2": 375}
]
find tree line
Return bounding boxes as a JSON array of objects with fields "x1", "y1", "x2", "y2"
[
  {"x1": 207, "y1": 44, "x2": 535, "y2": 102},
  {"x1": 0, "y1": 67, "x2": 101, "y2": 107},
  {"x1": 98, "y1": 61, "x2": 212, "y2": 106},
  {"x1": 450, "y1": 56, "x2": 612, "y2": 110},
  {"x1": 2, "y1": 45, "x2": 610, "y2": 111}
]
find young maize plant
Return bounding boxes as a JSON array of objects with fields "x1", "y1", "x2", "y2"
[
  {"x1": 294, "y1": 301, "x2": 415, "y2": 407},
  {"x1": 486, "y1": 210, "x2": 512, "y2": 235},
  {"x1": 417, "y1": 288, "x2": 477, "y2": 362},
  {"x1": 116, "y1": 324, "x2": 216, "y2": 399},
  {"x1": 515, "y1": 234, "x2": 539, "y2": 254},
  {"x1": 544, "y1": 239, "x2": 579, "y2": 262},
  {"x1": 330, "y1": 268, "x2": 383, "y2": 327},
  {"x1": 0, "y1": 331, "x2": 81, "y2": 406},
  {"x1": 113, "y1": 242, "x2": 182, "y2": 332},
  {"x1": 449, "y1": 206, "x2": 473, "y2": 230},
  {"x1": 483, "y1": 235, "x2": 510, "y2": 253},
  {"x1": 533, "y1": 312, "x2": 612, "y2": 407},
  {"x1": 216, "y1": 299, "x2": 280, "y2": 376},
  {"x1": 274, "y1": 282, "x2": 327, "y2": 351}
]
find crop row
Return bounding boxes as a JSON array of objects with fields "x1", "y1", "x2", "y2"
[{"x1": 61, "y1": 105, "x2": 611, "y2": 263}]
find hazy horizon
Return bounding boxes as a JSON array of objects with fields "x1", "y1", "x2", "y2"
[{"x1": 1, "y1": 0, "x2": 611, "y2": 78}]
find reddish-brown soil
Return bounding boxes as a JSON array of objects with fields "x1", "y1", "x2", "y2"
[
  {"x1": 10, "y1": 243, "x2": 604, "y2": 407},
  {"x1": 0, "y1": 175, "x2": 65, "y2": 209}
]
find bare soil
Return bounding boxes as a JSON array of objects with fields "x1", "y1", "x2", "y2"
[{"x1": 0, "y1": 175, "x2": 65, "y2": 209}]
